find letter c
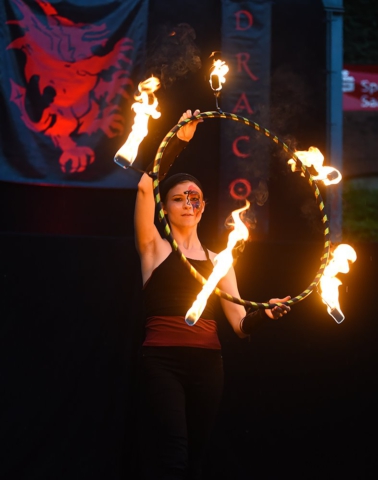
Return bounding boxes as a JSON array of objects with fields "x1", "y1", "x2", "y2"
[{"x1": 232, "y1": 136, "x2": 250, "y2": 158}]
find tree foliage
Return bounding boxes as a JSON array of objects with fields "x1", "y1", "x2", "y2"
[{"x1": 343, "y1": 0, "x2": 378, "y2": 64}]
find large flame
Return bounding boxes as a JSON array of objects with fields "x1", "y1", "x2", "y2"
[
  {"x1": 185, "y1": 201, "x2": 250, "y2": 326},
  {"x1": 209, "y1": 59, "x2": 229, "y2": 92},
  {"x1": 114, "y1": 76, "x2": 161, "y2": 168},
  {"x1": 319, "y1": 244, "x2": 357, "y2": 323},
  {"x1": 288, "y1": 146, "x2": 342, "y2": 185}
]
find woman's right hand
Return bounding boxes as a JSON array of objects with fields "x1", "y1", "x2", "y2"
[
  {"x1": 265, "y1": 296, "x2": 291, "y2": 319},
  {"x1": 177, "y1": 109, "x2": 203, "y2": 142}
]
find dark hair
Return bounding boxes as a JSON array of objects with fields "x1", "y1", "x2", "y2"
[{"x1": 159, "y1": 173, "x2": 203, "y2": 202}]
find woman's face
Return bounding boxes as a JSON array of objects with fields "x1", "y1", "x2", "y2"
[{"x1": 163, "y1": 181, "x2": 205, "y2": 227}]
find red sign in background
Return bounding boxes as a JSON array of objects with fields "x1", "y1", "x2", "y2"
[{"x1": 343, "y1": 65, "x2": 378, "y2": 111}]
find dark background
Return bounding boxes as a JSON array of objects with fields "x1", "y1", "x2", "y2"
[{"x1": 1, "y1": 1, "x2": 377, "y2": 479}]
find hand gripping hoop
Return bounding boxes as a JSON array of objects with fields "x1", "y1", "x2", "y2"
[{"x1": 151, "y1": 111, "x2": 331, "y2": 311}]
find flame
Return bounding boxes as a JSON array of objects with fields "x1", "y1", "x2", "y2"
[
  {"x1": 319, "y1": 244, "x2": 357, "y2": 323},
  {"x1": 288, "y1": 146, "x2": 342, "y2": 185},
  {"x1": 114, "y1": 76, "x2": 161, "y2": 168},
  {"x1": 209, "y1": 59, "x2": 229, "y2": 92},
  {"x1": 185, "y1": 201, "x2": 250, "y2": 326}
]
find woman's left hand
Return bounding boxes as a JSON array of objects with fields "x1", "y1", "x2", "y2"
[
  {"x1": 265, "y1": 296, "x2": 291, "y2": 319},
  {"x1": 177, "y1": 109, "x2": 203, "y2": 142}
]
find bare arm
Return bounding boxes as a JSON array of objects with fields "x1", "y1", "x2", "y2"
[
  {"x1": 134, "y1": 171, "x2": 161, "y2": 256},
  {"x1": 134, "y1": 109, "x2": 203, "y2": 280},
  {"x1": 217, "y1": 266, "x2": 248, "y2": 338},
  {"x1": 217, "y1": 264, "x2": 291, "y2": 338}
]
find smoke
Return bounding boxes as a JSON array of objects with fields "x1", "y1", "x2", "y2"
[
  {"x1": 270, "y1": 64, "x2": 313, "y2": 135},
  {"x1": 300, "y1": 197, "x2": 325, "y2": 236},
  {"x1": 253, "y1": 179, "x2": 269, "y2": 206},
  {"x1": 269, "y1": 64, "x2": 316, "y2": 170},
  {"x1": 145, "y1": 23, "x2": 202, "y2": 89}
]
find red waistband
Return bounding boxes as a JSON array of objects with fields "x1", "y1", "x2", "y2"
[{"x1": 142, "y1": 315, "x2": 221, "y2": 350}]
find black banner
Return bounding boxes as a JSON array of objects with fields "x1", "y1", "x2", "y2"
[
  {"x1": 220, "y1": 0, "x2": 271, "y2": 238},
  {"x1": 0, "y1": 0, "x2": 149, "y2": 188}
]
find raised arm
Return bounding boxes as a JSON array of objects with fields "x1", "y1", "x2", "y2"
[
  {"x1": 134, "y1": 109, "x2": 203, "y2": 278},
  {"x1": 134, "y1": 171, "x2": 161, "y2": 256}
]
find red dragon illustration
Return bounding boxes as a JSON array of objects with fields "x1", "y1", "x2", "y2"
[{"x1": 7, "y1": 0, "x2": 134, "y2": 173}]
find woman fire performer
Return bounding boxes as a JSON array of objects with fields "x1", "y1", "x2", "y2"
[{"x1": 134, "y1": 109, "x2": 291, "y2": 479}]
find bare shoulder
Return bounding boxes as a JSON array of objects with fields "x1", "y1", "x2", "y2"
[
  {"x1": 140, "y1": 237, "x2": 172, "y2": 284},
  {"x1": 155, "y1": 237, "x2": 172, "y2": 263},
  {"x1": 207, "y1": 249, "x2": 218, "y2": 264}
]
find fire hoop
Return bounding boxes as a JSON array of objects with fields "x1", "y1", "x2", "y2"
[{"x1": 151, "y1": 111, "x2": 331, "y2": 310}]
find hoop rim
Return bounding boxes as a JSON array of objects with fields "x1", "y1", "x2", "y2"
[{"x1": 151, "y1": 111, "x2": 331, "y2": 310}]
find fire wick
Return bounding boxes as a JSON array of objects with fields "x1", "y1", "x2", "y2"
[
  {"x1": 209, "y1": 74, "x2": 223, "y2": 113},
  {"x1": 316, "y1": 287, "x2": 345, "y2": 324},
  {"x1": 214, "y1": 92, "x2": 223, "y2": 113}
]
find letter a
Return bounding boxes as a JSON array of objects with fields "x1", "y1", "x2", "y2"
[{"x1": 233, "y1": 93, "x2": 254, "y2": 114}]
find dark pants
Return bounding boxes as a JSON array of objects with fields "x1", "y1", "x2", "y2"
[{"x1": 137, "y1": 346, "x2": 224, "y2": 480}]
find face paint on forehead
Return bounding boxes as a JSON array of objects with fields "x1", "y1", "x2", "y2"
[{"x1": 183, "y1": 184, "x2": 201, "y2": 210}]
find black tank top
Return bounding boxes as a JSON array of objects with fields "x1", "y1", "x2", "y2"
[{"x1": 143, "y1": 249, "x2": 218, "y2": 320}]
